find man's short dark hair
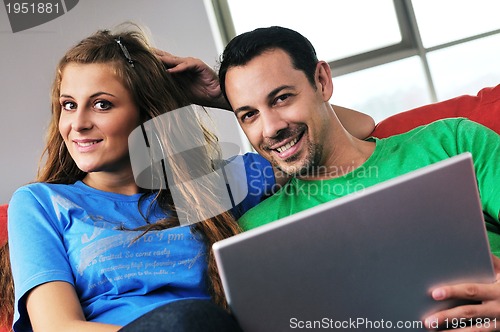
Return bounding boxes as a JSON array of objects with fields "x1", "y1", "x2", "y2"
[{"x1": 218, "y1": 26, "x2": 319, "y2": 103}]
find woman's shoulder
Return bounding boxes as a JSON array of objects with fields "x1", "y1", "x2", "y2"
[
  {"x1": 9, "y1": 182, "x2": 80, "y2": 211},
  {"x1": 12, "y1": 181, "x2": 79, "y2": 199}
]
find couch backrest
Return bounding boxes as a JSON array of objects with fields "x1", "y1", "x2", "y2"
[
  {"x1": 371, "y1": 84, "x2": 500, "y2": 138},
  {"x1": 0, "y1": 204, "x2": 12, "y2": 331},
  {"x1": 0, "y1": 205, "x2": 7, "y2": 248}
]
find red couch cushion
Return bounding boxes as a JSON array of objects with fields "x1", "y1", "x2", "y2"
[
  {"x1": 371, "y1": 84, "x2": 500, "y2": 138},
  {"x1": 0, "y1": 204, "x2": 11, "y2": 331},
  {"x1": 0, "y1": 204, "x2": 7, "y2": 248}
]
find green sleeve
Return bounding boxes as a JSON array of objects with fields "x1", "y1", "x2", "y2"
[{"x1": 456, "y1": 119, "x2": 500, "y2": 254}]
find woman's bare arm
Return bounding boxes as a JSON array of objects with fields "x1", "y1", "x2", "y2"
[
  {"x1": 27, "y1": 281, "x2": 121, "y2": 332},
  {"x1": 334, "y1": 104, "x2": 375, "y2": 140}
]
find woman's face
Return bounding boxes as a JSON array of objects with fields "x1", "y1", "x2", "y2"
[{"x1": 58, "y1": 62, "x2": 141, "y2": 176}]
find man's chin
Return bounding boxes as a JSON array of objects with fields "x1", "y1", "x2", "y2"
[{"x1": 274, "y1": 161, "x2": 309, "y2": 178}]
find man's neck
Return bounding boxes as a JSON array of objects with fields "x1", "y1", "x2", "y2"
[{"x1": 296, "y1": 135, "x2": 376, "y2": 181}]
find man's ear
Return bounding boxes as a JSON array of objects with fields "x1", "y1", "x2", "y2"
[{"x1": 315, "y1": 61, "x2": 333, "y2": 101}]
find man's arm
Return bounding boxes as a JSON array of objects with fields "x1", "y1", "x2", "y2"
[
  {"x1": 423, "y1": 120, "x2": 500, "y2": 331},
  {"x1": 424, "y1": 254, "x2": 500, "y2": 331}
]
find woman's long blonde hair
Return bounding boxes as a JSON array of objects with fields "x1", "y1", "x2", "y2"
[{"x1": 37, "y1": 23, "x2": 241, "y2": 308}]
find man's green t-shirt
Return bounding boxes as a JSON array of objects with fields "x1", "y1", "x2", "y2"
[{"x1": 239, "y1": 119, "x2": 500, "y2": 254}]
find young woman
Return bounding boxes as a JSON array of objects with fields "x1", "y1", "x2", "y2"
[{"x1": 7, "y1": 24, "x2": 375, "y2": 331}]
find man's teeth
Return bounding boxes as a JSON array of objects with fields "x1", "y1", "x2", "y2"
[
  {"x1": 276, "y1": 137, "x2": 299, "y2": 153},
  {"x1": 77, "y1": 141, "x2": 99, "y2": 147}
]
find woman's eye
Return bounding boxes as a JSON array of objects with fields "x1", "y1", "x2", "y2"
[
  {"x1": 61, "y1": 101, "x2": 76, "y2": 111},
  {"x1": 94, "y1": 100, "x2": 112, "y2": 110}
]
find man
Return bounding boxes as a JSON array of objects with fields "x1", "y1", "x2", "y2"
[
  {"x1": 217, "y1": 25, "x2": 499, "y2": 227},
  {"x1": 215, "y1": 26, "x2": 500, "y2": 330},
  {"x1": 159, "y1": 26, "x2": 500, "y2": 330}
]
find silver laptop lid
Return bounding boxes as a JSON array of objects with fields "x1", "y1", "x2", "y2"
[{"x1": 213, "y1": 153, "x2": 494, "y2": 331}]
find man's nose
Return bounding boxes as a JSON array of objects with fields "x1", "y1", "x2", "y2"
[{"x1": 261, "y1": 109, "x2": 288, "y2": 138}]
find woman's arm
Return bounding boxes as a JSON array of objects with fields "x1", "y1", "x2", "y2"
[
  {"x1": 8, "y1": 189, "x2": 121, "y2": 332},
  {"x1": 27, "y1": 281, "x2": 121, "y2": 332},
  {"x1": 333, "y1": 105, "x2": 375, "y2": 140},
  {"x1": 156, "y1": 52, "x2": 376, "y2": 188},
  {"x1": 155, "y1": 50, "x2": 230, "y2": 110}
]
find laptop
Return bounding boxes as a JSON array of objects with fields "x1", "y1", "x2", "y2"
[{"x1": 213, "y1": 153, "x2": 495, "y2": 331}]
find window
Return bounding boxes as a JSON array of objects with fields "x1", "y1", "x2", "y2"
[
  {"x1": 412, "y1": 0, "x2": 500, "y2": 48},
  {"x1": 332, "y1": 56, "x2": 430, "y2": 122},
  {"x1": 211, "y1": 0, "x2": 500, "y2": 122},
  {"x1": 222, "y1": 0, "x2": 401, "y2": 62},
  {"x1": 428, "y1": 33, "x2": 500, "y2": 101}
]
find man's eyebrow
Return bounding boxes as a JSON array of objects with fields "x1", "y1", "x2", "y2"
[
  {"x1": 233, "y1": 85, "x2": 295, "y2": 115},
  {"x1": 267, "y1": 85, "x2": 294, "y2": 101},
  {"x1": 234, "y1": 105, "x2": 254, "y2": 115}
]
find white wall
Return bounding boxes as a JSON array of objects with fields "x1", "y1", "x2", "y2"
[{"x1": 0, "y1": 0, "x2": 247, "y2": 203}]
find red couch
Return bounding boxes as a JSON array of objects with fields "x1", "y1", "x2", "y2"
[
  {"x1": 0, "y1": 205, "x2": 6, "y2": 249},
  {"x1": 0, "y1": 84, "x2": 499, "y2": 331},
  {"x1": 1, "y1": 204, "x2": 11, "y2": 332},
  {"x1": 371, "y1": 84, "x2": 500, "y2": 138}
]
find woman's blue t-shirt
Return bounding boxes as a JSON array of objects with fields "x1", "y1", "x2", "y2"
[{"x1": 8, "y1": 152, "x2": 273, "y2": 330}]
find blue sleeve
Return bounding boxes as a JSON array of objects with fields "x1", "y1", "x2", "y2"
[
  {"x1": 8, "y1": 187, "x2": 74, "y2": 331},
  {"x1": 229, "y1": 152, "x2": 275, "y2": 219}
]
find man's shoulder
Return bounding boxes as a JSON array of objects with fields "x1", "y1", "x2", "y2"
[
  {"x1": 423, "y1": 117, "x2": 485, "y2": 130},
  {"x1": 408, "y1": 117, "x2": 486, "y2": 134},
  {"x1": 410, "y1": 118, "x2": 497, "y2": 143},
  {"x1": 377, "y1": 118, "x2": 485, "y2": 146},
  {"x1": 238, "y1": 189, "x2": 284, "y2": 231}
]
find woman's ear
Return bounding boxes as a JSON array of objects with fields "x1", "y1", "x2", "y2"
[{"x1": 315, "y1": 61, "x2": 333, "y2": 101}]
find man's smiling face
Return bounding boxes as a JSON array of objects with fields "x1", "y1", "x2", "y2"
[{"x1": 225, "y1": 48, "x2": 334, "y2": 177}]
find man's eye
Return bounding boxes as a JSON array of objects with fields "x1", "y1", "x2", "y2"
[
  {"x1": 241, "y1": 110, "x2": 257, "y2": 122},
  {"x1": 94, "y1": 100, "x2": 112, "y2": 110},
  {"x1": 61, "y1": 101, "x2": 76, "y2": 111},
  {"x1": 275, "y1": 93, "x2": 292, "y2": 104}
]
